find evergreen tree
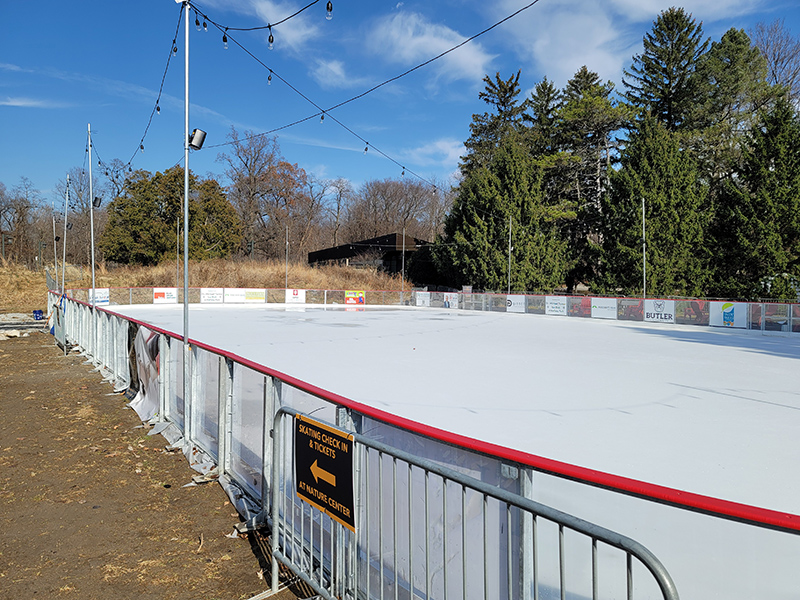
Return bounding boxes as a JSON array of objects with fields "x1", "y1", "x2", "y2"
[
  {"x1": 524, "y1": 77, "x2": 563, "y2": 155},
  {"x1": 460, "y1": 71, "x2": 527, "y2": 174},
  {"x1": 435, "y1": 138, "x2": 572, "y2": 292},
  {"x1": 623, "y1": 7, "x2": 709, "y2": 131},
  {"x1": 602, "y1": 116, "x2": 710, "y2": 296},
  {"x1": 557, "y1": 67, "x2": 633, "y2": 290},
  {"x1": 710, "y1": 98, "x2": 800, "y2": 299},
  {"x1": 101, "y1": 167, "x2": 241, "y2": 265}
]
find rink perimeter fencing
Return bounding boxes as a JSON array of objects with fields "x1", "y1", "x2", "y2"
[{"x1": 48, "y1": 287, "x2": 800, "y2": 600}]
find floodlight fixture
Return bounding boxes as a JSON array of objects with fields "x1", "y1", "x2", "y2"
[
  {"x1": 93, "y1": 197, "x2": 102, "y2": 208},
  {"x1": 189, "y1": 128, "x2": 206, "y2": 150}
]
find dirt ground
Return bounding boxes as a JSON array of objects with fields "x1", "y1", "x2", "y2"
[{"x1": 0, "y1": 332, "x2": 304, "y2": 600}]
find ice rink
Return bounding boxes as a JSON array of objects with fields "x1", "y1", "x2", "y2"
[{"x1": 110, "y1": 302, "x2": 800, "y2": 518}]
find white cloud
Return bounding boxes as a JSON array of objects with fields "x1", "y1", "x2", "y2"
[
  {"x1": 0, "y1": 97, "x2": 71, "y2": 108},
  {"x1": 366, "y1": 12, "x2": 495, "y2": 85},
  {"x1": 309, "y1": 59, "x2": 370, "y2": 90},
  {"x1": 404, "y1": 137, "x2": 464, "y2": 169},
  {"x1": 492, "y1": 0, "x2": 767, "y2": 87}
]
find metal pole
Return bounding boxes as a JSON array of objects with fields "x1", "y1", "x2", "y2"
[
  {"x1": 62, "y1": 174, "x2": 69, "y2": 294},
  {"x1": 182, "y1": 0, "x2": 191, "y2": 424},
  {"x1": 89, "y1": 124, "x2": 96, "y2": 307},
  {"x1": 177, "y1": 215, "x2": 180, "y2": 288},
  {"x1": 1, "y1": 234, "x2": 4, "y2": 261},
  {"x1": 642, "y1": 198, "x2": 646, "y2": 300},
  {"x1": 285, "y1": 224, "x2": 289, "y2": 289},
  {"x1": 401, "y1": 227, "x2": 405, "y2": 297},
  {"x1": 508, "y1": 215, "x2": 512, "y2": 295},
  {"x1": 52, "y1": 200, "x2": 58, "y2": 280}
]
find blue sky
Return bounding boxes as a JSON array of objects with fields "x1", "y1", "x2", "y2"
[{"x1": 2, "y1": 0, "x2": 799, "y2": 202}]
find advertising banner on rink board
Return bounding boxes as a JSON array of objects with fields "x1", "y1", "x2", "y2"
[
  {"x1": 153, "y1": 287, "x2": 178, "y2": 304},
  {"x1": 88, "y1": 288, "x2": 110, "y2": 306},
  {"x1": 591, "y1": 297, "x2": 618, "y2": 319},
  {"x1": 224, "y1": 288, "x2": 266, "y2": 303},
  {"x1": 443, "y1": 292, "x2": 459, "y2": 309},
  {"x1": 415, "y1": 291, "x2": 431, "y2": 307},
  {"x1": 345, "y1": 290, "x2": 365, "y2": 305},
  {"x1": 506, "y1": 295, "x2": 526, "y2": 313},
  {"x1": 200, "y1": 288, "x2": 224, "y2": 304},
  {"x1": 545, "y1": 296, "x2": 567, "y2": 316},
  {"x1": 709, "y1": 301, "x2": 748, "y2": 328},
  {"x1": 285, "y1": 289, "x2": 306, "y2": 304},
  {"x1": 645, "y1": 299, "x2": 675, "y2": 323}
]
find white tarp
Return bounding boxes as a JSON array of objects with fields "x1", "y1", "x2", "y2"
[{"x1": 129, "y1": 326, "x2": 160, "y2": 421}]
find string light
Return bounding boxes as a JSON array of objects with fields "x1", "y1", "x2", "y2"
[
  {"x1": 172, "y1": 43, "x2": 178, "y2": 56},
  {"x1": 156, "y1": 104, "x2": 161, "y2": 115},
  {"x1": 320, "y1": 112, "x2": 325, "y2": 123},
  {"x1": 326, "y1": 1, "x2": 333, "y2": 20},
  {"x1": 223, "y1": 29, "x2": 228, "y2": 50},
  {"x1": 364, "y1": 143, "x2": 369, "y2": 155},
  {"x1": 195, "y1": 15, "x2": 201, "y2": 31},
  {"x1": 140, "y1": 144, "x2": 145, "y2": 153},
  {"x1": 268, "y1": 26, "x2": 274, "y2": 50},
  {"x1": 268, "y1": 71, "x2": 272, "y2": 85},
  {"x1": 203, "y1": 19, "x2": 207, "y2": 31}
]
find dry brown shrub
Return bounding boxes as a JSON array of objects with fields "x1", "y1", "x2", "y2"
[{"x1": 1, "y1": 259, "x2": 404, "y2": 313}]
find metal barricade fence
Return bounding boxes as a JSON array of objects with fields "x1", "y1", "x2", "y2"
[{"x1": 268, "y1": 405, "x2": 679, "y2": 600}]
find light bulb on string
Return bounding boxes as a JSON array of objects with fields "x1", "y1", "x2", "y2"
[
  {"x1": 156, "y1": 104, "x2": 161, "y2": 115},
  {"x1": 401, "y1": 167, "x2": 405, "y2": 177},
  {"x1": 223, "y1": 29, "x2": 228, "y2": 50},
  {"x1": 268, "y1": 72, "x2": 272, "y2": 85},
  {"x1": 364, "y1": 143, "x2": 369, "y2": 155},
  {"x1": 140, "y1": 144, "x2": 145, "y2": 153},
  {"x1": 203, "y1": 19, "x2": 207, "y2": 31},
  {"x1": 173, "y1": 43, "x2": 178, "y2": 56},
  {"x1": 320, "y1": 112, "x2": 325, "y2": 124},
  {"x1": 195, "y1": 16, "x2": 201, "y2": 31},
  {"x1": 326, "y1": 1, "x2": 333, "y2": 20},
  {"x1": 268, "y1": 26, "x2": 274, "y2": 50}
]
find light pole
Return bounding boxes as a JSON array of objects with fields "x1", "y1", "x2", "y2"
[
  {"x1": 62, "y1": 174, "x2": 69, "y2": 294},
  {"x1": 642, "y1": 198, "x2": 646, "y2": 300},
  {"x1": 507, "y1": 215, "x2": 512, "y2": 295}
]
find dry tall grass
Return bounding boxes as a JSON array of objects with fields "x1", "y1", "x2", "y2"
[{"x1": 0, "y1": 258, "x2": 404, "y2": 313}]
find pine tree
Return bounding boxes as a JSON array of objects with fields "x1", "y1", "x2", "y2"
[
  {"x1": 711, "y1": 98, "x2": 800, "y2": 299},
  {"x1": 623, "y1": 7, "x2": 709, "y2": 131},
  {"x1": 461, "y1": 71, "x2": 527, "y2": 174},
  {"x1": 603, "y1": 116, "x2": 710, "y2": 296},
  {"x1": 436, "y1": 138, "x2": 572, "y2": 292}
]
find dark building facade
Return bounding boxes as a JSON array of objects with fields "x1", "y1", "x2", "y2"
[{"x1": 308, "y1": 233, "x2": 427, "y2": 274}]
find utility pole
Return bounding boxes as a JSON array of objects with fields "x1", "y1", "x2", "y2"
[
  {"x1": 401, "y1": 227, "x2": 405, "y2": 296},
  {"x1": 285, "y1": 225, "x2": 289, "y2": 289},
  {"x1": 89, "y1": 124, "x2": 97, "y2": 307},
  {"x1": 642, "y1": 198, "x2": 646, "y2": 300},
  {"x1": 507, "y1": 215, "x2": 512, "y2": 295},
  {"x1": 62, "y1": 174, "x2": 69, "y2": 294}
]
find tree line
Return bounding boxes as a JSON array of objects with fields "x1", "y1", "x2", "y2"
[
  {"x1": 429, "y1": 9, "x2": 800, "y2": 300},
  {"x1": 3, "y1": 9, "x2": 798, "y2": 300}
]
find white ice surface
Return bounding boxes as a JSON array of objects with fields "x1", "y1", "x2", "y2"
[{"x1": 110, "y1": 303, "x2": 800, "y2": 515}]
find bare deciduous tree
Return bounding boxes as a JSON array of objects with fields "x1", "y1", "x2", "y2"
[{"x1": 750, "y1": 19, "x2": 800, "y2": 102}]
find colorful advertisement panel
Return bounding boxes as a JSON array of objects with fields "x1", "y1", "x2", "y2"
[
  {"x1": 506, "y1": 294, "x2": 526, "y2": 313},
  {"x1": 200, "y1": 288, "x2": 224, "y2": 303},
  {"x1": 415, "y1": 292, "x2": 431, "y2": 307},
  {"x1": 644, "y1": 299, "x2": 675, "y2": 324},
  {"x1": 443, "y1": 292, "x2": 459, "y2": 309},
  {"x1": 545, "y1": 296, "x2": 567, "y2": 316},
  {"x1": 153, "y1": 287, "x2": 178, "y2": 304},
  {"x1": 88, "y1": 288, "x2": 110, "y2": 306},
  {"x1": 709, "y1": 301, "x2": 748, "y2": 328},
  {"x1": 591, "y1": 297, "x2": 618, "y2": 320},
  {"x1": 345, "y1": 290, "x2": 365, "y2": 305},
  {"x1": 285, "y1": 289, "x2": 307, "y2": 304}
]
